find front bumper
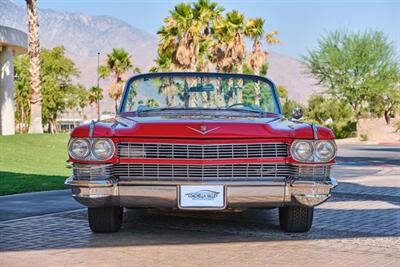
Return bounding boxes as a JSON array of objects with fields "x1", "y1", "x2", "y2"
[{"x1": 65, "y1": 177, "x2": 337, "y2": 209}]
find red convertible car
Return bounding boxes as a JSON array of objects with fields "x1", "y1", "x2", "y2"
[{"x1": 66, "y1": 72, "x2": 337, "y2": 233}]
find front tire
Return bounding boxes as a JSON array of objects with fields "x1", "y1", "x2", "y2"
[
  {"x1": 88, "y1": 207, "x2": 123, "y2": 233},
  {"x1": 279, "y1": 206, "x2": 313, "y2": 233}
]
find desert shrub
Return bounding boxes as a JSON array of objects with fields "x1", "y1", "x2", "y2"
[{"x1": 306, "y1": 94, "x2": 356, "y2": 139}]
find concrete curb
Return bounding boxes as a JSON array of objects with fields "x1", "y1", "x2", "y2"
[
  {"x1": 378, "y1": 141, "x2": 400, "y2": 145},
  {"x1": 336, "y1": 139, "x2": 400, "y2": 145}
]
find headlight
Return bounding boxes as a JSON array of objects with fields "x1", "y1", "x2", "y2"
[
  {"x1": 92, "y1": 138, "x2": 115, "y2": 160},
  {"x1": 68, "y1": 138, "x2": 90, "y2": 160},
  {"x1": 291, "y1": 140, "x2": 314, "y2": 162},
  {"x1": 315, "y1": 140, "x2": 336, "y2": 162}
]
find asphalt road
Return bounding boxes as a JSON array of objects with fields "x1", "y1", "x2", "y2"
[
  {"x1": 337, "y1": 143, "x2": 400, "y2": 166},
  {"x1": 333, "y1": 143, "x2": 400, "y2": 178},
  {"x1": 0, "y1": 143, "x2": 398, "y2": 221}
]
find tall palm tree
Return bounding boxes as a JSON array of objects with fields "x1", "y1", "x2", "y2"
[
  {"x1": 223, "y1": 10, "x2": 246, "y2": 104},
  {"x1": 209, "y1": 10, "x2": 246, "y2": 106},
  {"x1": 193, "y1": 0, "x2": 223, "y2": 107},
  {"x1": 100, "y1": 48, "x2": 140, "y2": 113},
  {"x1": 157, "y1": 4, "x2": 201, "y2": 107},
  {"x1": 26, "y1": 0, "x2": 43, "y2": 133},
  {"x1": 222, "y1": 10, "x2": 246, "y2": 72},
  {"x1": 193, "y1": 0, "x2": 223, "y2": 72}
]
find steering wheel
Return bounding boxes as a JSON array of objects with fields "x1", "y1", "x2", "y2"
[{"x1": 227, "y1": 103, "x2": 259, "y2": 111}]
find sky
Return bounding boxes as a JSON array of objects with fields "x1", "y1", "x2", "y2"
[{"x1": 14, "y1": 0, "x2": 400, "y2": 58}]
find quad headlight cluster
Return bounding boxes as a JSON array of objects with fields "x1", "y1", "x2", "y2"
[
  {"x1": 290, "y1": 140, "x2": 336, "y2": 163},
  {"x1": 68, "y1": 138, "x2": 115, "y2": 161}
]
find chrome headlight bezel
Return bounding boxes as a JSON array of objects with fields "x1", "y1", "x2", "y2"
[
  {"x1": 68, "y1": 138, "x2": 91, "y2": 160},
  {"x1": 91, "y1": 138, "x2": 115, "y2": 161},
  {"x1": 290, "y1": 139, "x2": 336, "y2": 163},
  {"x1": 290, "y1": 140, "x2": 314, "y2": 162},
  {"x1": 68, "y1": 138, "x2": 115, "y2": 161},
  {"x1": 314, "y1": 140, "x2": 336, "y2": 162}
]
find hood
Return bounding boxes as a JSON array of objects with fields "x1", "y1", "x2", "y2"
[{"x1": 71, "y1": 115, "x2": 335, "y2": 140}]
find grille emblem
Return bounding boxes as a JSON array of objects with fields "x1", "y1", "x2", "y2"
[{"x1": 186, "y1": 125, "x2": 220, "y2": 135}]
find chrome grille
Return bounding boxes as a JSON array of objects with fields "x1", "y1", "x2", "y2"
[
  {"x1": 295, "y1": 165, "x2": 331, "y2": 179},
  {"x1": 73, "y1": 164, "x2": 113, "y2": 180},
  {"x1": 117, "y1": 143, "x2": 288, "y2": 159},
  {"x1": 114, "y1": 163, "x2": 294, "y2": 183}
]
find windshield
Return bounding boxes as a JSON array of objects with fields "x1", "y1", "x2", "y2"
[{"x1": 120, "y1": 73, "x2": 281, "y2": 114}]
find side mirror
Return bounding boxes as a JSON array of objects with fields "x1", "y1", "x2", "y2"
[{"x1": 292, "y1": 107, "x2": 303, "y2": 120}]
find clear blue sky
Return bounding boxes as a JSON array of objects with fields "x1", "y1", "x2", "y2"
[{"x1": 15, "y1": 0, "x2": 400, "y2": 58}]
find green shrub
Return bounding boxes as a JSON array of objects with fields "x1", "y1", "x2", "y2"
[{"x1": 360, "y1": 134, "x2": 369, "y2": 141}]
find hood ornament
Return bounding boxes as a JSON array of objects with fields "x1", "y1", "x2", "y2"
[{"x1": 186, "y1": 125, "x2": 220, "y2": 135}]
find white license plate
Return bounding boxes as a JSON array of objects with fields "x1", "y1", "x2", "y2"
[{"x1": 179, "y1": 185, "x2": 225, "y2": 208}]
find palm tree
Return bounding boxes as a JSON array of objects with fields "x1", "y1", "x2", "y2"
[
  {"x1": 160, "y1": 3, "x2": 202, "y2": 71},
  {"x1": 193, "y1": 0, "x2": 223, "y2": 72},
  {"x1": 222, "y1": 11, "x2": 246, "y2": 72},
  {"x1": 153, "y1": 1, "x2": 282, "y2": 108},
  {"x1": 88, "y1": 86, "x2": 104, "y2": 118},
  {"x1": 26, "y1": 0, "x2": 43, "y2": 133},
  {"x1": 150, "y1": 51, "x2": 175, "y2": 72},
  {"x1": 209, "y1": 10, "x2": 246, "y2": 106},
  {"x1": 223, "y1": 11, "x2": 246, "y2": 104},
  {"x1": 193, "y1": 0, "x2": 223, "y2": 107},
  {"x1": 100, "y1": 48, "x2": 140, "y2": 113},
  {"x1": 245, "y1": 18, "x2": 268, "y2": 105}
]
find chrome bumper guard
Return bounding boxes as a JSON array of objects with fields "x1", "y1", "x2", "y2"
[{"x1": 65, "y1": 176, "x2": 337, "y2": 208}]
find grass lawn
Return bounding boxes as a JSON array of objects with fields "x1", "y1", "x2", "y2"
[{"x1": 0, "y1": 133, "x2": 70, "y2": 195}]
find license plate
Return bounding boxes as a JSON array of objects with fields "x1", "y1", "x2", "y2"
[{"x1": 179, "y1": 185, "x2": 225, "y2": 209}]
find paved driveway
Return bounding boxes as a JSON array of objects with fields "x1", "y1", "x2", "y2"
[{"x1": 0, "y1": 144, "x2": 399, "y2": 266}]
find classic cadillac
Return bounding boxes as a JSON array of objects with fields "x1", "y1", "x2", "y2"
[{"x1": 66, "y1": 72, "x2": 337, "y2": 233}]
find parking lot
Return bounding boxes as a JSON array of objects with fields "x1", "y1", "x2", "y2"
[{"x1": 1, "y1": 144, "x2": 399, "y2": 266}]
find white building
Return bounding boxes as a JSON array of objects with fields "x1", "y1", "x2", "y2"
[{"x1": 0, "y1": 25, "x2": 28, "y2": 135}]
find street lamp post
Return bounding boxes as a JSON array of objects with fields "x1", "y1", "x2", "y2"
[{"x1": 97, "y1": 52, "x2": 100, "y2": 121}]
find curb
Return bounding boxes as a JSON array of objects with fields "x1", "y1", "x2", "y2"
[
  {"x1": 336, "y1": 139, "x2": 400, "y2": 145},
  {"x1": 378, "y1": 141, "x2": 400, "y2": 145}
]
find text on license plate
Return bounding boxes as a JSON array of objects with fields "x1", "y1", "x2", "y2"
[{"x1": 179, "y1": 185, "x2": 225, "y2": 208}]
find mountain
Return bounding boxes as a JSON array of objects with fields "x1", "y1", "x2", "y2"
[{"x1": 1, "y1": 0, "x2": 322, "y2": 115}]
